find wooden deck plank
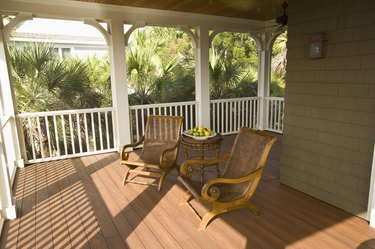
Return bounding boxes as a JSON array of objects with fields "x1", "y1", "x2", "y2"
[
  {"x1": 16, "y1": 164, "x2": 36, "y2": 249},
  {"x1": 34, "y1": 162, "x2": 53, "y2": 249},
  {"x1": 254, "y1": 184, "x2": 364, "y2": 248},
  {"x1": 2, "y1": 134, "x2": 375, "y2": 249},
  {"x1": 58, "y1": 159, "x2": 90, "y2": 249},
  {"x1": 167, "y1": 181, "x2": 249, "y2": 249},
  {"x1": 73, "y1": 156, "x2": 122, "y2": 248},
  {"x1": 102, "y1": 153, "x2": 205, "y2": 249},
  {"x1": 46, "y1": 160, "x2": 72, "y2": 248},
  {"x1": 82, "y1": 154, "x2": 146, "y2": 249},
  {"x1": 0, "y1": 167, "x2": 25, "y2": 249},
  {"x1": 67, "y1": 158, "x2": 109, "y2": 249},
  {"x1": 94, "y1": 153, "x2": 187, "y2": 249}
]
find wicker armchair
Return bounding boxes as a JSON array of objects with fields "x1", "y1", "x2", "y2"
[
  {"x1": 121, "y1": 115, "x2": 183, "y2": 191},
  {"x1": 178, "y1": 127, "x2": 276, "y2": 230}
]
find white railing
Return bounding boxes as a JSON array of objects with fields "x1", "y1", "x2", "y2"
[
  {"x1": 129, "y1": 101, "x2": 198, "y2": 142},
  {"x1": 265, "y1": 97, "x2": 285, "y2": 133},
  {"x1": 210, "y1": 97, "x2": 259, "y2": 135},
  {"x1": 15, "y1": 97, "x2": 285, "y2": 164},
  {"x1": 16, "y1": 107, "x2": 117, "y2": 164}
]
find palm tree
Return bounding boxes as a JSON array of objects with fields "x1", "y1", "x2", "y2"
[
  {"x1": 127, "y1": 29, "x2": 162, "y2": 104},
  {"x1": 84, "y1": 55, "x2": 112, "y2": 107},
  {"x1": 271, "y1": 32, "x2": 287, "y2": 97},
  {"x1": 9, "y1": 42, "x2": 100, "y2": 157},
  {"x1": 210, "y1": 47, "x2": 254, "y2": 99},
  {"x1": 9, "y1": 42, "x2": 96, "y2": 112},
  {"x1": 127, "y1": 27, "x2": 195, "y2": 105}
]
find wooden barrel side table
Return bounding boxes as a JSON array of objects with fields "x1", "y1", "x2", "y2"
[{"x1": 180, "y1": 133, "x2": 224, "y2": 182}]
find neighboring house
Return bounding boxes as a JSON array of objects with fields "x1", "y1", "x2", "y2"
[
  {"x1": 10, "y1": 18, "x2": 108, "y2": 58},
  {"x1": 11, "y1": 32, "x2": 107, "y2": 58}
]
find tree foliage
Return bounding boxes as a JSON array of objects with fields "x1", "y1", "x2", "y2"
[
  {"x1": 9, "y1": 42, "x2": 103, "y2": 112},
  {"x1": 10, "y1": 28, "x2": 287, "y2": 113},
  {"x1": 271, "y1": 32, "x2": 287, "y2": 97},
  {"x1": 210, "y1": 32, "x2": 258, "y2": 99},
  {"x1": 126, "y1": 27, "x2": 195, "y2": 105}
]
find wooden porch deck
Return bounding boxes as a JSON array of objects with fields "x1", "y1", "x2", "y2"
[{"x1": 1, "y1": 134, "x2": 375, "y2": 249}]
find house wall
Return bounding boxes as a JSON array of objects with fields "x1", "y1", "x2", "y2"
[{"x1": 280, "y1": 0, "x2": 375, "y2": 218}]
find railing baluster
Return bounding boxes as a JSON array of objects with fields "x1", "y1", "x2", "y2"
[
  {"x1": 245, "y1": 100, "x2": 251, "y2": 127},
  {"x1": 28, "y1": 117, "x2": 36, "y2": 160},
  {"x1": 84, "y1": 113, "x2": 89, "y2": 152},
  {"x1": 69, "y1": 114, "x2": 75, "y2": 154},
  {"x1": 234, "y1": 101, "x2": 237, "y2": 131},
  {"x1": 61, "y1": 115, "x2": 68, "y2": 155},
  {"x1": 221, "y1": 102, "x2": 224, "y2": 134},
  {"x1": 224, "y1": 101, "x2": 227, "y2": 133},
  {"x1": 53, "y1": 115, "x2": 60, "y2": 156},
  {"x1": 278, "y1": 99, "x2": 281, "y2": 130},
  {"x1": 36, "y1": 116, "x2": 45, "y2": 158},
  {"x1": 76, "y1": 113, "x2": 82, "y2": 153},
  {"x1": 111, "y1": 110, "x2": 116, "y2": 149},
  {"x1": 240, "y1": 100, "x2": 244, "y2": 128},
  {"x1": 45, "y1": 116, "x2": 52, "y2": 157},
  {"x1": 182, "y1": 104, "x2": 186, "y2": 130},
  {"x1": 249, "y1": 101, "x2": 254, "y2": 128},
  {"x1": 105, "y1": 111, "x2": 110, "y2": 149},
  {"x1": 211, "y1": 103, "x2": 216, "y2": 130},
  {"x1": 216, "y1": 103, "x2": 219, "y2": 133},
  {"x1": 98, "y1": 112, "x2": 103, "y2": 150},
  {"x1": 141, "y1": 108, "x2": 145, "y2": 139},
  {"x1": 91, "y1": 112, "x2": 96, "y2": 151},
  {"x1": 135, "y1": 109, "x2": 145, "y2": 141},
  {"x1": 189, "y1": 104, "x2": 193, "y2": 129},
  {"x1": 271, "y1": 100, "x2": 276, "y2": 129},
  {"x1": 229, "y1": 101, "x2": 233, "y2": 133}
]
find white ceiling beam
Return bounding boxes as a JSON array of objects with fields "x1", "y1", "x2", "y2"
[{"x1": 0, "y1": 0, "x2": 266, "y2": 32}]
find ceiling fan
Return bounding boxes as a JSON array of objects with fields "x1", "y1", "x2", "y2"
[
  {"x1": 253, "y1": 1, "x2": 288, "y2": 32},
  {"x1": 275, "y1": 1, "x2": 288, "y2": 27}
]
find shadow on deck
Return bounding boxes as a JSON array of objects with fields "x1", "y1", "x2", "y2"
[{"x1": 1, "y1": 133, "x2": 375, "y2": 249}]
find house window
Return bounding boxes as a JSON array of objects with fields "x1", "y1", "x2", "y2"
[{"x1": 61, "y1": 48, "x2": 71, "y2": 58}]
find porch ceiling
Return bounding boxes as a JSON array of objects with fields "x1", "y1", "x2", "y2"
[{"x1": 74, "y1": 0, "x2": 285, "y2": 21}]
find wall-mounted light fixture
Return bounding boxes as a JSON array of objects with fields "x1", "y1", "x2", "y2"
[{"x1": 309, "y1": 33, "x2": 327, "y2": 59}]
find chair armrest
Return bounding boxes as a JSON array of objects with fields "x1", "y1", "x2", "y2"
[
  {"x1": 201, "y1": 167, "x2": 264, "y2": 203},
  {"x1": 159, "y1": 141, "x2": 180, "y2": 168},
  {"x1": 120, "y1": 136, "x2": 144, "y2": 161},
  {"x1": 180, "y1": 154, "x2": 231, "y2": 177}
]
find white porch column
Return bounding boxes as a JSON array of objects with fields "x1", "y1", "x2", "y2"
[
  {"x1": 0, "y1": 118, "x2": 16, "y2": 220},
  {"x1": 108, "y1": 19, "x2": 131, "y2": 150},
  {"x1": 0, "y1": 19, "x2": 24, "y2": 170},
  {"x1": 256, "y1": 33, "x2": 271, "y2": 131},
  {"x1": 195, "y1": 26, "x2": 210, "y2": 128}
]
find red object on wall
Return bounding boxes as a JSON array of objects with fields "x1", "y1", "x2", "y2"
[{"x1": 309, "y1": 33, "x2": 327, "y2": 59}]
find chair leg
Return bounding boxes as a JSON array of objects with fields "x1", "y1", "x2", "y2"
[
  {"x1": 247, "y1": 202, "x2": 260, "y2": 216},
  {"x1": 179, "y1": 191, "x2": 192, "y2": 205},
  {"x1": 216, "y1": 164, "x2": 220, "y2": 177},
  {"x1": 199, "y1": 209, "x2": 225, "y2": 231},
  {"x1": 158, "y1": 172, "x2": 167, "y2": 191},
  {"x1": 123, "y1": 166, "x2": 132, "y2": 185},
  {"x1": 175, "y1": 164, "x2": 180, "y2": 174}
]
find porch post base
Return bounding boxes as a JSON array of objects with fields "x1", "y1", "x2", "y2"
[
  {"x1": 2, "y1": 199, "x2": 16, "y2": 220},
  {"x1": 16, "y1": 159, "x2": 24, "y2": 168}
]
